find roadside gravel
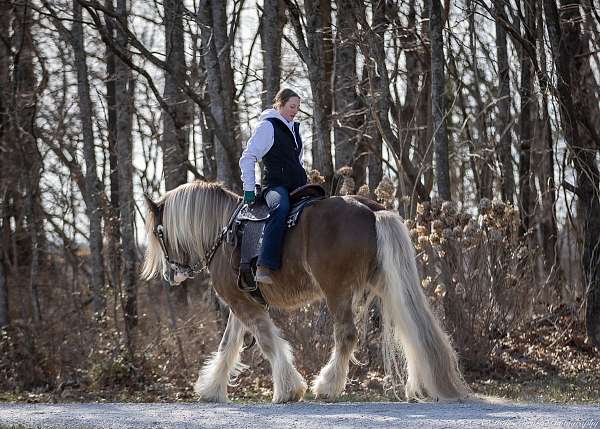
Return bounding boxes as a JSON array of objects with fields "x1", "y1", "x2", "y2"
[{"x1": 1, "y1": 400, "x2": 600, "y2": 429}]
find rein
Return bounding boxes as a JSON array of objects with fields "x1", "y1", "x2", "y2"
[{"x1": 153, "y1": 200, "x2": 244, "y2": 282}]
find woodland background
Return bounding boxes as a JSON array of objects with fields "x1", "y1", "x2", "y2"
[{"x1": 0, "y1": 0, "x2": 599, "y2": 402}]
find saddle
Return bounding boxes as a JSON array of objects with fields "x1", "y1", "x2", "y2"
[{"x1": 229, "y1": 184, "x2": 326, "y2": 306}]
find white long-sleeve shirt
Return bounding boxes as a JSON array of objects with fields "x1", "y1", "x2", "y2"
[{"x1": 239, "y1": 109, "x2": 304, "y2": 192}]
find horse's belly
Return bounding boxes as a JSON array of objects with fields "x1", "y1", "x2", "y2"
[{"x1": 261, "y1": 271, "x2": 322, "y2": 310}]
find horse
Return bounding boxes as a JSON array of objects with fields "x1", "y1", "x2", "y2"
[{"x1": 141, "y1": 180, "x2": 469, "y2": 403}]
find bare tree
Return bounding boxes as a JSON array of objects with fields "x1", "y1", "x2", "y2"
[
  {"x1": 162, "y1": 0, "x2": 191, "y2": 306},
  {"x1": 261, "y1": 0, "x2": 285, "y2": 109},
  {"x1": 535, "y1": 5, "x2": 560, "y2": 287},
  {"x1": 0, "y1": 0, "x2": 11, "y2": 328},
  {"x1": 113, "y1": 0, "x2": 138, "y2": 336},
  {"x1": 12, "y1": 2, "x2": 44, "y2": 322},
  {"x1": 544, "y1": 0, "x2": 600, "y2": 346},
  {"x1": 199, "y1": 0, "x2": 242, "y2": 191},
  {"x1": 403, "y1": 0, "x2": 433, "y2": 200},
  {"x1": 72, "y1": 0, "x2": 107, "y2": 317},
  {"x1": 517, "y1": 0, "x2": 536, "y2": 234},
  {"x1": 494, "y1": 0, "x2": 515, "y2": 204},
  {"x1": 467, "y1": 0, "x2": 493, "y2": 200},
  {"x1": 104, "y1": 0, "x2": 122, "y2": 294},
  {"x1": 351, "y1": 0, "x2": 429, "y2": 203},
  {"x1": 429, "y1": 0, "x2": 451, "y2": 200},
  {"x1": 333, "y1": 0, "x2": 362, "y2": 185},
  {"x1": 162, "y1": 0, "x2": 190, "y2": 191},
  {"x1": 285, "y1": 0, "x2": 334, "y2": 187}
]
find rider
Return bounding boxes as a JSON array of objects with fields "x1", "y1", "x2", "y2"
[{"x1": 239, "y1": 88, "x2": 307, "y2": 284}]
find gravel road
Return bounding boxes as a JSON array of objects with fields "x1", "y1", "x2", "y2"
[{"x1": 1, "y1": 401, "x2": 599, "y2": 429}]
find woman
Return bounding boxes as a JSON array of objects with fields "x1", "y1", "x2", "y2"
[{"x1": 239, "y1": 88, "x2": 307, "y2": 284}]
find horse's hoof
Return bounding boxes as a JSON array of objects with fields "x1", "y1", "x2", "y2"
[
  {"x1": 273, "y1": 383, "x2": 307, "y2": 403},
  {"x1": 194, "y1": 384, "x2": 228, "y2": 403},
  {"x1": 311, "y1": 378, "x2": 345, "y2": 401}
]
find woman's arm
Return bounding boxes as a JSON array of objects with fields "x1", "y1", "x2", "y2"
[{"x1": 239, "y1": 121, "x2": 274, "y2": 191}]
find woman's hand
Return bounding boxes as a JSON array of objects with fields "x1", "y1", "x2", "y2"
[{"x1": 243, "y1": 190, "x2": 255, "y2": 204}]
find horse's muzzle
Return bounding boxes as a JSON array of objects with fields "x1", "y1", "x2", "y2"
[{"x1": 163, "y1": 265, "x2": 188, "y2": 286}]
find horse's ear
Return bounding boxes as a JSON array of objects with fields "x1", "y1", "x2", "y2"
[{"x1": 144, "y1": 193, "x2": 160, "y2": 219}]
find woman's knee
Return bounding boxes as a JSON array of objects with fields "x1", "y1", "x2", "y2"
[{"x1": 268, "y1": 188, "x2": 290, "y2": 213}]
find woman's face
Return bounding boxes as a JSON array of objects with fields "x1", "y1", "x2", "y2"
[{"x1": 278, "y1": 96, "x2": 301, "y2": 122}]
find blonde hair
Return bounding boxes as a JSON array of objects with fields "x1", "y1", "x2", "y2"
[{"x1": 272, "y1": 88, "x2": 300, "y2": 108}]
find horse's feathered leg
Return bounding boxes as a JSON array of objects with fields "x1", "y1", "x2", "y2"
[
  {"x1": 194, "y1": 310, "x2": 247, "y2": 402},
  {"x1": 245, "y1": 311, "x2": 307, "y2": 403},
  {"x1": 311, "y1": 293, "x2": 357, "y2": 400}
]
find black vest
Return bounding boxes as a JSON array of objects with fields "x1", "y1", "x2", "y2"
[{"x1": 262, "y1": 118, "x2": 308, "y2": 191}]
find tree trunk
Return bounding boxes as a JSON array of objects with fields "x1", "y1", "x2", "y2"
[
  {"x1": 115, "y1": 0, "x2": 138, "y2": 336},
  {"x1": 0, "y1": 254, "x2": 6, "y2": 329},
  {"x1": 494, "y1": 0, "x2": 515, "y2": 204},
  {"x1": 72, "y1": 0, "x2": 106, "y2": 318},
  {"x1": 104, "y1": 0, "x2": 122, "y2": 293},
  {"x1": 162, "y1": 0, "x2": 189, "y2": 191},
  {"x1": 544, "y1": 0, "x2": 600, "y2": 346},
  {"x1": 286, "y1": 0, "x2": 334, "y2": 187},
  {"x1": 333, "y1": 0, "x2": 361, "y2": 182},
  {"x1": 200, "y1": 110, "x2": 217, "y2": 180},
  {"x1": 468, "y1": 0, "x2": 493, "y2": 200},
  {"x1": 536, "y1": 7, "x2": 561, "y2": 290},
  {"x1": 518, "y1": 0, "x2": 536, "y2": 234},
  {"x1": 199, "y1": 0, "x2": 242, "y2": 191},
  {"x1": 360, "y1": 63, "x2": 382, "y2": 194},
  {"x1": 14, "y1": 2, "x2": 43, "y2": 322},
  {"x1": 162, "y1": 0, "x2": 190, "y2": 306},
  {"x1": 105, "y1": 0, "x2": 120, "y2": 211},
  {"x1": 405, "y1": 0, "x2": 433, "y2": 205},
  {"x1": 429, "y1": 0, "x2": 451, "y2": 200},
  {"x1": 261, "y1": 0, "x2": 285, "y2": 109},
  {"x1": 0, "y1": 0, "x2": 11, "y2": 329},
  {"x1": 191, "y1": 52, "x2": 217, "y2": 180}
]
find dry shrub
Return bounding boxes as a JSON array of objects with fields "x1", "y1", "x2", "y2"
[
  {"x1": 337, "y1": 166, "x2": 355, "y2": 196},
  {"x1": 0, "y1": 261, "x2": 223, "y2": 400},
  {"x1": 409, "y1": 198, "x2": 536, "y2": 366}
]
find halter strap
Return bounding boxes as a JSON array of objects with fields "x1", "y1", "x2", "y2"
[{"x1": 153, "y1": 200, "x2": 244, "y2": 280}]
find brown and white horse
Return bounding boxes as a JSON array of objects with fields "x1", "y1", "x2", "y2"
[{"x1": 141, "y1": 181, "x2": 468, "y2": 403}]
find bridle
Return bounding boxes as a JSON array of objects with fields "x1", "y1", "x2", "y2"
[{"x1": 152, "y1": 200, "x2": 244, "y2": 284}]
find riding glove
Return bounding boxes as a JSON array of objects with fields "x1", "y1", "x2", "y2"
[{"x1": 243, "y1": 190, "x2": 255, "y2": 204}]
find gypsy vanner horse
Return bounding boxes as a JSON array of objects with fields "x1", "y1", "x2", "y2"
[{"x1": 142, "y1": 181, "x2": 468, "y2": 403}]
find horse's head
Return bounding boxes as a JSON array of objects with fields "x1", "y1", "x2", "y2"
[
  {"x1": 141, "y1": 181, "x2": 240, "y2": 286},
  {"x1": 141, "y1": 192, "x2": 192, "y2": 286}
]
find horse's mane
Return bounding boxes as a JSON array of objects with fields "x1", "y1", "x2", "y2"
[{"x1": 141, "y1": 181, "x2": 239, "y2": 279}]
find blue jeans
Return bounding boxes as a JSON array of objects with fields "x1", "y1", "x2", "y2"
[{"x1": 258, "y1": 186, "x2": 290, "y2": 271}]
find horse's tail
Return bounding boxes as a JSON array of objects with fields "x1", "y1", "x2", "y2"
[{"x1": 374, "y1": 210, "x2": 469, "y2": 401}]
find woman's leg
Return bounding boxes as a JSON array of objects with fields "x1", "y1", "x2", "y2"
[{"x1": 258, "y1": 186, "x2": 290, "y2": 271}]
